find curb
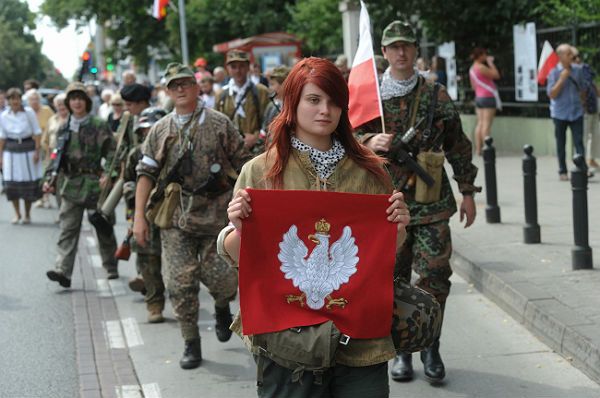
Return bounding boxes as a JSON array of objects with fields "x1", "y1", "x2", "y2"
[{"x1": 451, "y1": 249, "x2": 600, "y2": 385}]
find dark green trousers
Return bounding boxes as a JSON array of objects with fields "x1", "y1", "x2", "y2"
[{"x1": 257, "y1": 357, "x2": 389, "y2": 398}]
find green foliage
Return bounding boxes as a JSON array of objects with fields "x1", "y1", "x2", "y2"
[
  {"x1": 0, "y1": 0, "x2": 66, "y2": 89},
  {"x1": 287, "y1": 0, "x2": 342, "y2": 56},
  {"x1": 535, "y1": 0, "x2": 600, "y2": 27}
]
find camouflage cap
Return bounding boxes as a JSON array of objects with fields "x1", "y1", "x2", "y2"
[
  {"x1": 225, "y1": 50, "x2": 250, "y2": 65},
  {"x1": 65, "y1": 81, "x2": 92, "y2": 113},
  {"x1": 269, "y1": 65, "x2": 291, "y2": 82},
  {"x1": 163, "y1": 62, "x2": 195, "y2": 86},
  {"x1": 381, "y1": 20, "x2": 417, "y2": 46}
]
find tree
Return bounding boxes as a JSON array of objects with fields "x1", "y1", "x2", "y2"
[
  {"x1": 287, "y1": 0, "x2": 343, "y2": 56},
  {"x1": 0, "y1": 0, "x2": 66, "y2": 89}
]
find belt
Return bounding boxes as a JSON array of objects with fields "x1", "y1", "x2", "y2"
[{"x1": 6, "y1": 137, "x2": 33, "y2": 144}]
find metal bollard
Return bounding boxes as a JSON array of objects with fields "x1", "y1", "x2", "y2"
[
  {"x1": 522, "y1": 145, "x2": 541, "y2": 243},
  {"x1": 483, "y1": 137, "x2": 501, "y2": 223},
  {"x1": 571, "y1": 155, "x2": 593, "y2": 270}
]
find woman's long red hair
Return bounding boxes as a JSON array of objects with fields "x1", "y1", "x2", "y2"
[{"x1": 265, "y1": 57, "x2": 389, "y2": 189}]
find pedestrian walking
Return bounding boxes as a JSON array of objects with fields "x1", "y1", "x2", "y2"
[
  {"x1": 218, "y1": 57, "x2": 410, "y2": 397},
  {"x1": 123, "y1": 107, "x2": 167, "y2": 323},
  {"x1": 547, "y1": 44, "x2": 587, "y2": 181},
  {"x1": 44, "y1": 82, "x2": 119, "y2": 288},
  {"x1": 469, "y1": 47, "x2": 501, "y2": 156},
  {"x1": 0, "y1": 88, "x2": 43, "y2": 224},
  {"x1": 133, "y1": 63, "x2": 251, "y2": 369},
  {"x1": 356, "y1": 20, "x2": 481, "y2": 383},
  {"x1": 261, "y1": 65, "x2": 290, "y2": 144},
  {"x1": 216, "y1": 50, "x2": 270, "y2": 154}
]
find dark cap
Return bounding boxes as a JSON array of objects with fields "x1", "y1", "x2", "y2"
[
  {"x1": 163, "y1": 62, "x2": 196, "y2": 86},
  {"x1": 135, "y1": 107, "x2": 167, "y2": 132},
  {"x1": 65, "y1": 82, "x2": 92, "y2": 113},
  {"x1": 120, "y1": 84, "x2": 151, "y2": 103},
  {"x1": 381, "y1": 20, "x2": 417, "y2": 46},
  {"x1": 226, "y1": 50, "x2": 250, "y2": 65}
]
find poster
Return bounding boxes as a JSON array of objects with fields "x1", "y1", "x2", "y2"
[
  {"x1": 513, "y1": 22, "x2": 538, "y2": 102},
  {"x1": 437, "y1": 41, "x2": 457, "y2": 100}
]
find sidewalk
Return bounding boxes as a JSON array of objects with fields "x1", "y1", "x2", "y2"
[{"x1": 449, "y1": 154, "x2": 600, "y2": 383}]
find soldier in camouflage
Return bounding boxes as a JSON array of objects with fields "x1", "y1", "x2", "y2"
[
  {"x1": 123, "y1": 107, "x2": 167, "y2": 323},
  {"x1": 133, "y1": 63, "x2": 251, "y2": 369},
  {"x1": 215, "y1": 50, "x2": 270, "y2": 155},
  {"x1": 45, "y1": 82, "x2": 118, "y2": 287},
  {"x1": 356, "y1": 20, "x2": 480, "y2": 383}
]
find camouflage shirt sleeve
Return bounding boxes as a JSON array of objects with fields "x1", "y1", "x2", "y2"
[
  {"x1": 437, "y1": 87, "x2": 481, "y2": 194},
  {"x1": 354, "y1": 118, "x2": 382, "y2": 144},
  {"x1": 136, "y1": 120, "x2": 167, "y2": 182},
  {"x1": 222, "y1": 116, "x2": 252, "y2": 173}
]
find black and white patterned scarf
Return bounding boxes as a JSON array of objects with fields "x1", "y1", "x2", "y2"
[
  {"x1": 291, "y1": 136, "x2": 345, "y2": 179},
  {"x1": 380, "y1": 67, "x2": 419, "y2": 100}
]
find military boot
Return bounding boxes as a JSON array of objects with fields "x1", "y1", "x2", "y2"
[
  {"x1": 46, "y1": 270, "x2": 71, "y2": 288},
  {"x1": 421, "y1": 339, "x2": 445, "y2": 382},
  {"x1": 147, "y1": 304, "x2": 164, "y2": 324},
  {"x1": 390, "y1": 352, "x2": 413, "y2": 382},
  {"x1": 179, "y1": 338, "x2": 202, "y2": 369},
  {"x1": 214, "y1": 304, "x2": 233, "y2": 342}
]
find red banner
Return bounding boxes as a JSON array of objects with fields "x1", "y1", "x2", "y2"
[{"x1": 238, "y1": 189, "x2": 397, "y2": 339}]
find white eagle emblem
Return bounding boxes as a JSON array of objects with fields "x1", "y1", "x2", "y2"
[{"x1": 278, "y1": 219, "x2": 359, "y2": 310}]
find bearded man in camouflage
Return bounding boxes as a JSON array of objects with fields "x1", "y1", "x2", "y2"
[
  {"x1": 356, "y1": 20, "x2": 480, "y2": 383},
  {"x1": 133, "y1": 63, "x2": 251, "y2": 370}
]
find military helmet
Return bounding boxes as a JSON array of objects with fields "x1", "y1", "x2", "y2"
[
  {"x1": 65, "y1": 81, "x2": 92, "y2": 113},
  {"x1": 135, "y1": 107, "x2": 167, "y2": 133}
]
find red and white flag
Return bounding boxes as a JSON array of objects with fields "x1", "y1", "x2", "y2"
[
  {"x1": 348, "y1": 1, "x2": 383, "y2": 129},
  {"x1": 238, "y1": 189, "x2": 397, "y2": 339},
  {"x1": 537, "y1": 40, "x2": 559, "y2": 85},
  {"x1": 152, "y1": 0, "x2": 169, "y2": 20}
]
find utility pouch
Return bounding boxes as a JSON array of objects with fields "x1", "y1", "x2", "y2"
[
  {"x1": 414, "y1": 150, "x2": 445, "y2": 203},
  {"x1": 392, "y1": 279, "x2": 442, "y2": 353},
  {"x1": 147, "y1": 182, "x2": 181, "y2": 229},
  {"x1": 252, "y1": 320, "x2": 342, "y2": 384}
]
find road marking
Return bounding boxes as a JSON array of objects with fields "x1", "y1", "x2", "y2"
[
  {"x1": 96, "y1": 279, "x2": 112, "y2": 297},
  {"x1": 90, "y1": 254, "x2": 102, "y2": 268},
  {"x1": 142, "y1": 383, "x2": 162, "y2": 398},
  {"x1": 86, "y1": 236, "x2": 96, "y2": 247},
  {"x1": 116, "y1": 385, "x2": 142, "y2": 398},
  {"x1": 104, "y1": 320, "x2": 126, "y2": 349},
  {"x1": 121, "y1": 317, "x2": 144, "y2": 347},
  {"x1": 109, "y1": 279, "x2": 127, "y2": 296}
]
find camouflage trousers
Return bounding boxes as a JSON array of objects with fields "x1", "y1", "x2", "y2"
[
  {"x1": 137, "y1": 253, "x2": 165, "y2": 311},
  {"x1": 160, "y1": 228, "x2": 238, "y2": 341},
  {"x1": 396, "y1": 219, "x2": 453, "y2": 312},
  {"x1": 54, "y1": 198, "x2": 117, "y2": 278}
]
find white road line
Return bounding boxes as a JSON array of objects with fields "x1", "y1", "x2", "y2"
[
  {"x1": 85, "y1": 236, "x2": 96, "y2": 247},
  {"x1": 109, "y1": 279, "x2": 127, "y2": 296},
  {"x1": 96, "y1": 279, "x2": 112, "y2": 297},
  {"x1": 115, "y1": 385, "x2": 143, "y2": 398},
  {"x1": 142, "y1": 383, "x2": 162, "y2": 398},
  {"x1": 90, "y1": 254, "x2": 102, "y2": 268},
  {"x1": 104, "y1": 320, "x2": 126, "y2": 349},
  {"x1": 121, "y1": 317, "x2": 144, "y2": 347}
]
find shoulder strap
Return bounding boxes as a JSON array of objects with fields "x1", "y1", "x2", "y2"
[{"x1": 421, "y1": 83, "x2": 440, "y2": 143}]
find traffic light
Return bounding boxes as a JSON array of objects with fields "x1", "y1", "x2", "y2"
[
  {"x1": 82, "y1": 51, "x2": 91, "y2": 62},
  {"x1": 106, "y1": 57, "x2": 114, "y2": 72},
  {"x1": 90, "y1": 66, "x2": 98, "y2": 74}
]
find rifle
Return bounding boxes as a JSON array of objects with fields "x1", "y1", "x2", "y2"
[{"x1": 43, "y1": 119, "x2": 71, "y2": 193}]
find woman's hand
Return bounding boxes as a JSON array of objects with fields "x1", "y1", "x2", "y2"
[
  {"x1": 387, "y1": 190, "x2": 410, "y2": 226},
  {"x1": 227, "y1": 188, "x2": 252, "y2": 231}
]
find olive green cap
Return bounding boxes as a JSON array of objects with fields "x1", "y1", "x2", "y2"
[
  {"x1": 226, "y1": 50, "x2": 250, "y2": 65},
  {"x1": 163, "y1": 62, "x2": 195, "y2": 86},
  {"x1": 65, "y1": 82, "x2": 92, "y2": 113},
  {"x1": 381, "y1": 20, "x2": 417, "y2": 46},
  {"x1": 269, "y1": 65, "x2": 291, "y2": 81}
]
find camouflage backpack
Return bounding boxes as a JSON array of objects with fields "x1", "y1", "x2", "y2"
[{"x1": 392, "y1": 279, "x2": 443, "y2": 353}]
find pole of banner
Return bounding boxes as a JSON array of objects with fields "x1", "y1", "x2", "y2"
[{"x1": 178, "y1": 0, "x2": 189, "y2": 66}]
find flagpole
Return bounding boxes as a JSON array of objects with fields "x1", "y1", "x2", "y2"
[{"x1": 178, "y1": 0, "x2": 189, "y2": 65}]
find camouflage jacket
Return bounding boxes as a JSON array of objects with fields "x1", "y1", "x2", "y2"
[
  {"x1": 230, "y1": 149, "x2": 397, "y2": 367},
  {"x1": 215, "y1": 81, "x2": 270, "y2": 153},
  {"x1": 53, "y1": 116, "x2": 116, "y2": 208},
  {"x1": 137, "y1": 104, "x2": 251, "y2": 236},
  {"x1": 356, "y1": 76, "x2": 480, "y2": 226},
  {"x1": 124, "y1": 144, "x2": 160, "y2": 255}
]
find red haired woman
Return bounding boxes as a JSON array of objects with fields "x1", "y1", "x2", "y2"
[{"x1": 218, "y1": 57, "x2": 410, "y2": 397}]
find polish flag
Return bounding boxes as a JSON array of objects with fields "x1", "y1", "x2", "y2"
[
  {"x1": 537, "y1": 41, "x2": 559, "y2": 85},
  {"x1": 348, "y1": 1, "x2": 383, "y2": 129},
  {"x1": 152, "y1": 0, "x2": 169, "y2": 20}
]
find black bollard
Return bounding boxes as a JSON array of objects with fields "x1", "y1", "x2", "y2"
[
  {"x1": 483, "y1": 137, "x2": 501, "y2": 223},
  {"x1": 522, "y1": 145, "x2": 541, "y2": 243},
  {"x1": 571, "y1": 155, "x2": 593, "y2": 270}
]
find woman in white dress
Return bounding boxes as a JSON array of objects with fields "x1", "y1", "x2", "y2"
[{"x1": 0, "y1": 88, "x2": 43, "y2": 224}]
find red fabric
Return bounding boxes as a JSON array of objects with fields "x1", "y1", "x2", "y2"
[
  {"x1": 349, "y1": 59, "x2": 381, "y2": 129},
  {"x1": 238, "y1": 189, "x2": 397, "y2": 339},
  {"x1": 152, "y1": 0, "x2": 169, "y2": 20},
  {"x1": 538, "y1": 41, "x2": 559, "y2": 85}
]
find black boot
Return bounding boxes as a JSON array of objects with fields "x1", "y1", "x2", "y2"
[
  {"x1": 179, "y1": 338, "x2": 202, "y2": 369},
  {"x1": 390, "y1": 352, "x2": 413, "y2": 382},
  {"x1": 214, "y1": 304, "x2": 233, "y2": 342},
  {"x1": 420, "y1": 340, "x2": 445, "y2": 382},
  {"x1": 46, "y1": 270, "x2": 71, "y2": 288}
]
